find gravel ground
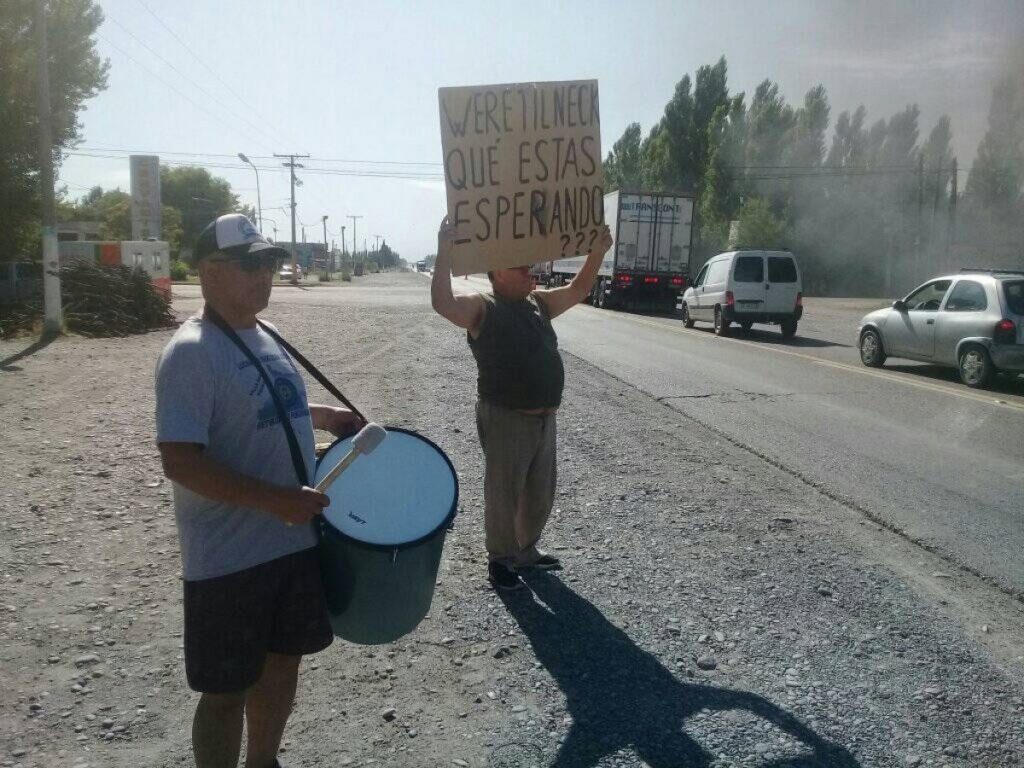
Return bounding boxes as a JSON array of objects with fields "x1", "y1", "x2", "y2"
[{"x1": 1, "y1": 272, "x2": 1023, "y2": 768}]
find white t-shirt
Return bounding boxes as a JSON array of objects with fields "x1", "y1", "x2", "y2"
[{"x1": 155, "y1": 316, "x2": 317, "y2": 581}]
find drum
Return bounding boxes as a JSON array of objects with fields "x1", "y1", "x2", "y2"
[{"x1": 315, "y1": 427, "x2": 458, "y2": 645}]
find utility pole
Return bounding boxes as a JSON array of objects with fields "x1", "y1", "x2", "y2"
[
  {"x1": 374, "y1": 234, "x2": 381, "y2": 270},
  {"x1": 322, "y1": 215, "x2": 330, "y2": 279},
  {"x1": 347, "y1": 214, "x2": 363, "y2": 266},
  {"x1": 36, "y1": 0, "x2": 62, "y2": 335},
  {"x1": 274, "y1": 153, "x2": 309, "y2": 285}
]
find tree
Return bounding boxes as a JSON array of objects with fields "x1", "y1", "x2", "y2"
[
  {"x1": 966, "y1": 77, "x2": 1024, "y2": 212},
  {"x1": 735, "y1": 197, "x2": 786, "y2": 249},
  {"x1": 0, "y1": 0, "x2": 109, "y2": 260},
  {"x1": 603, "y1": 123, "x2": 643, "y2": 191},
  {"x1": 787, "y1": 85, "x2": 830, "y2": 169},
  {"x1": 160, "y1": 165, "x2": 242, "y2": 247},
  {"x1": 921, "y1": 116, "x2": 954, "y2": 208}
]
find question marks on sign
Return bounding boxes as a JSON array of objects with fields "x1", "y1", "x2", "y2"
[{"x1": 560, "y1": 234, "x2": 572, "y2": 254}]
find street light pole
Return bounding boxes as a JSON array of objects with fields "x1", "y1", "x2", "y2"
[
  {"x1": 237, "y1": 153, "x2": 262, "y2": 232},
  {"x1": 322, "y1": 215, "x2": 330, "y2": 279},
  {"x1": 374, "y1": 234, "x2": 381, "y2": 270}
]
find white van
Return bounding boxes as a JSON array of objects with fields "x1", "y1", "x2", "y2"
[{"x1": 681, "y1": 250, "x2": 802, "y2": 338}]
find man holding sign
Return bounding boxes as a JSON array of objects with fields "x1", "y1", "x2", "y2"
[
  {"x1": 432, "y1": 217, "x2": 611, "y2": 589},
  {"x1": 434, "y1": 79, "x2": 611, "y2": 590}
]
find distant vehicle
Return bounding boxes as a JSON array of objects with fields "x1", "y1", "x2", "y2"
[
  {"x1": 416, "y1": 260, "x2": 428, "y2": 272},
  {"x1": 681, "y1": 250, "x2": 802, "y2": 338},
  {"x1": 539, "y1": 190, "x2": 694, "y2": 312},
  {"x1": 858, "y1": 268, "x2": 1024, "y2": 388}
]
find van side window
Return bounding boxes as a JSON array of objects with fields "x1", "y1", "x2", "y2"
[
  {"x1": 944, "y1": 280, "x2": 987, "y2": 312},
  {"x1": 733, "y1": 256, "x2": 763, "y2": 283},
  {"x1": 693, "y1": 265, "x2": 708, "y2": 287},
  {"x1": 768, "y1": 256, "x2": 797, "y2": 283},
  {"x1": 706, "y1": 261, "x2": 728, "y2": 285}
]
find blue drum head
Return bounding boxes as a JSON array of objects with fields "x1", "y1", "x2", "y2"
[{"x1": 316, "y1": 428, "x2": 458, "y2": 548}]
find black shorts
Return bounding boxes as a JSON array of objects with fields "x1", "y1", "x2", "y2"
[{"x1": 183, "y1": 548, "x2": 334, "y2": 694}]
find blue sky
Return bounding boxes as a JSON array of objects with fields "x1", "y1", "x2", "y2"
[{"x1": 59, "y1": 0, "x2": 1023, "y2": 260}]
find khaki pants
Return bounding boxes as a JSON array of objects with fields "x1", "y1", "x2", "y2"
[{"x1": 475, "y1": 399, "x2": 557, "y2": 565}]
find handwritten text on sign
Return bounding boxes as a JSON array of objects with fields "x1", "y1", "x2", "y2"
[{"x1": 438, "y1": 80, "x2": 604, "y2": 275}]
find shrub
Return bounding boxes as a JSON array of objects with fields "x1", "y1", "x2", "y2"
[{"x1": 169, "y1": 260, "x2": 189, "y2": 281}]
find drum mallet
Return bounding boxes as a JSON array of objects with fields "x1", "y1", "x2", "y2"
[{"x1": 315, "y1": 423, "x2": 387, "y2": 492}]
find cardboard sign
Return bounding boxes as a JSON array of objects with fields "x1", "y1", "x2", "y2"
[{"x1": 438, "y1": 80, "x2": 603, "y2": 276}]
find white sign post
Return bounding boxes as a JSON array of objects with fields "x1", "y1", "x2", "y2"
[
  {"x1": 438, "y1": 80, "x2": 603, "y2": 276},
  {"x1": 130, "y1": 155, "x2": 161, "y2": 240}
]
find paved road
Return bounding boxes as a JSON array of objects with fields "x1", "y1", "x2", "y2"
[{"x1": 176, "y1": 275, "x2": 1024, "y2": 594}]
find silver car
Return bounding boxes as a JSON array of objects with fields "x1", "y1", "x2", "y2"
[{"x1": 858, "y1": 268, "x2": 1024, "y2": 388}]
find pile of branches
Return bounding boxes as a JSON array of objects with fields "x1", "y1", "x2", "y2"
[
  {"x1": 0, "y1": 263, "x2": 177, "y2": 339},
  {"x1": 0, "y1": 299, "x2": 41, "y2": 339},
  {"x1": 62, "y1": 263, "x2": 177, "y2": 337}
]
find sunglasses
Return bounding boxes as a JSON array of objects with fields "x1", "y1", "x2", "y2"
[{"x1": 207, "y1": 253, "x2": 283, "y2": 273}]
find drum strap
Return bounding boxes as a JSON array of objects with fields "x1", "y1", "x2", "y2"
[
  {"x1": 203, "y1": 304, "x2": 313, "y2": 487},
  {"x1": 255, "y1": 321, "x2": 366, "y2": 424}
]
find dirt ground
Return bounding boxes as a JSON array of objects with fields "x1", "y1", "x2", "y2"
[{"x1": 1, "y1": 272, "x2": 1023, "y2": 768}]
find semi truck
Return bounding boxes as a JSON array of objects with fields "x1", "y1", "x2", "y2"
[{"x1": 541, "y1": 190, "x2": 695, "y2": 312}]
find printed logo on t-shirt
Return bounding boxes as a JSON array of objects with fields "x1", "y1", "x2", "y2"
[
  {"x1": 256, "y1": 373, "x2": 310, "y2": 429},
  {"x1": 236, "y1": 352, "x2": 310, "y2": 430}
]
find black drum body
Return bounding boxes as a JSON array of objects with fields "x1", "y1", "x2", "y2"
[{"x1": 315, "y1": 427, "x2": 458, "y2": 645}]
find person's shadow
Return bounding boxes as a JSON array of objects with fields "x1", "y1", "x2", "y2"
[{"x1": 500, "y1": 572, "x2": 861, "y2": 768}]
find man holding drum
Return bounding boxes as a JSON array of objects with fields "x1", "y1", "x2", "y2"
[
  {"x1": 432, "y1": 217, "x2": 613, "y2": 590},
  {"x1": 155, "y1": 214, "x2": 361, "y2": 768}
]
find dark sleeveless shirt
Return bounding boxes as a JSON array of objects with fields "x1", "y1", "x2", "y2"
[{"x1": 467, "y1": 292, "x2": 565, "y2": 410}]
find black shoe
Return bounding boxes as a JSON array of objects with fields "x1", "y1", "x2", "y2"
[
  {"x1": 488, "y1": 561, "x2": 524, "y2": 590},
  {"x1": 528, "y1": 552, "x2": 561, "y2": 573}
]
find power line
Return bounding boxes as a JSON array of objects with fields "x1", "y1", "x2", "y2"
[
  {"x1": 134, "y1": 0, "x2": 293, "y2": 147},
  {"x1": 96, "y1": 33, "x2": 269, "y2": 151},
  {"x1": 65, "y1": 151, "x2": 444, "y2": 179},
  {"x1": 102, "y1": 12, "x2": 277, "y2": 151},
  {"x1": 77, "y1": 145, "x2": 442, "y2": 168}
]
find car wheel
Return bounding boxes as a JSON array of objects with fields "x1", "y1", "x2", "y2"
[
  {"x1": 714, "y1": 307, "x2": 730, "y2": 337},
  {"x1": 780, "y1": 319, "x2": 797, "y2": 339},
  {"x1": 596, "y1": 279, "x2": 606, "y2": 308},
  {"x1": 958, "y1": 344, "x2": 994, "y2": 388},
  {"x1": 739, "y1": 321, "x2": 753, "y2": 332},
  {"x1": 859, "y1": 328, "x2": 886, "y2": 367},
  {"x1": 682, "y1": 303, "x2": 695, "y2": 328}
]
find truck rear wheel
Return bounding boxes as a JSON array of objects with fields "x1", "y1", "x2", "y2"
[{"x1": 714, "y1": 307, "x2": 730, "y2": 337}]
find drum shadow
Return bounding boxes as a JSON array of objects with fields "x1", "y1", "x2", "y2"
[{"x1": 500, "y1": 572, "x2": 861, "y2": 768}]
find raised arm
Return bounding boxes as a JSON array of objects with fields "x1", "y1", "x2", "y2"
[
  {"x1": 534, "y1": 225, "x2": 613, "y2": 319},
  {"x1": 430, "y1": 216, "x2": 486, "y2": 333}
]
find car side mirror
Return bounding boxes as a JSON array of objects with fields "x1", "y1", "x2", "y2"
[{"x1": 892, "y1": 299, "x2": 907, "y2": 312}]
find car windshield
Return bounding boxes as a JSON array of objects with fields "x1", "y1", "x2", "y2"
[
  {"x1": 734, "y1": 256, "x2": 764, "y2": 282},
  {"x1": 1004, "y1": 280, "x2": 1024, "y2": 315},
  {"x1": 904, "y1": 280, "x2": 951, "y2": 311}
]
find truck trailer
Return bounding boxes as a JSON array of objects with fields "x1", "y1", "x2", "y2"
[{"x1": 542, "y1": 190, "x2": 695, "y2": 312}]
